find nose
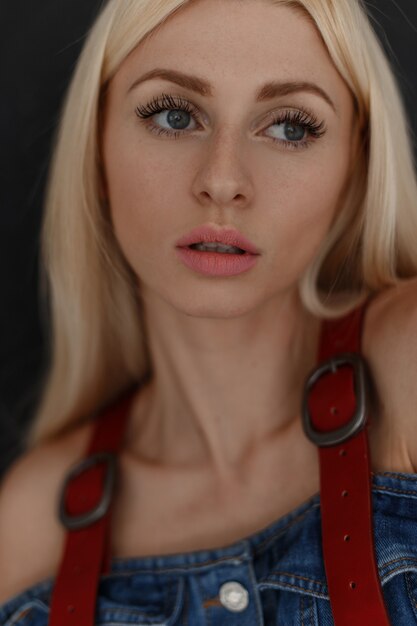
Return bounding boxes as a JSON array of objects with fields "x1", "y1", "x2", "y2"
[{"x1": 191, "y1": 129, "x2": 255, "y2": 211}]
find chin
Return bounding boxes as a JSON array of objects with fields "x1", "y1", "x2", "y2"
[
  {"x1": 169, "y1": 291, "x2": 263, "y2": 320},
  {"x1": 140, "y1": 273, "x2": 275, "y2": 319}
]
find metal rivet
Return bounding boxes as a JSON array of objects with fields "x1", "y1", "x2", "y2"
[
  {"x1": 341, "y1": 490, "x2": 349, "y2": 497},
  {"x1": 339, "y1": 449, "x2": 347, "y2": 457},
  {"x1": 219, "y1": 581, "x2": 249, "y2": 612},
  {"x1": 344, "y1": 534, "x2": 351, "y2": 542},
  {"x1": 349, "y1": 581, "x2": 357, "y2": 590}
]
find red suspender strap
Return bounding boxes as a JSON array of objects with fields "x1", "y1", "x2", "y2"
[
  {"x1": 49, "y1": 386, "x2": 136, "y2": 626},
  {"x1": 302, "y1": 301, "x2": 391, "y2": 625}
]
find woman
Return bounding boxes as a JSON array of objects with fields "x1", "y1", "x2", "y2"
[{"x1": 0, "y1": 0, "x2": 416, "y2": 623}]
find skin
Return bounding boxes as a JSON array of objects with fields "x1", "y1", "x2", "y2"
[
  {"x1": 101, "y1": 0, "x2": 362, "y2": 480},
  {"x1": 1, "y1": 0, "x2": 417, "y2": 603}
]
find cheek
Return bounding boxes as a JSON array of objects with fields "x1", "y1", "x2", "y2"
[
  {"x1": 262, "y1": 148, "x2": 350, "y2": 271},
  {"x1": 103, "y1": 129, "x2": 179, "y2": 261}
]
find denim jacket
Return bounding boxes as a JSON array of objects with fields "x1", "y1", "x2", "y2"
[{"x1": 1, "y1": 470, "x2": 417, "y2": 625}]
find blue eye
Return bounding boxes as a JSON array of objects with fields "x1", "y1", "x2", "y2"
[
  {"x1": 269, "y1": 118, "x2": 309, "y2": 143},
  {"x1": 136, "y1": 93, "x2": 198, "y2": 132},
  {"x1": 267, "y1": 109, "x2": 326, "y2": 148},
  {"x1": 153, "y1": 108, "x2": 195, "y2": 134},
  {"x1": 135, "y1": 93, "x2": 326, "y2": 150},
  {"x1": 160, "y1": 109, "x2": 193, "y2": 130}
]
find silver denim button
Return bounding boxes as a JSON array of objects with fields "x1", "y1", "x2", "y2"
[{"x1": 219, "y1": 581, "x2": 249, "y2": 612}]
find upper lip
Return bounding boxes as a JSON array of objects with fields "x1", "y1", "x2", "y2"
[{"x1": 176, "y1": 224, "x2": 260, "y2": 254}]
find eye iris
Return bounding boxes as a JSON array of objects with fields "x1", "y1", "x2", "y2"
[
  {"x1": 284, "y1": 122, "x2": 305, "y2": 141},
  {"x1": 167, "y1": 109, "x2": 190, "y2": 130}
]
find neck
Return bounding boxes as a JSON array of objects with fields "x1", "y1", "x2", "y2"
[{"x1": 129, "y1": 286, "x2": 321, "y2": 478}]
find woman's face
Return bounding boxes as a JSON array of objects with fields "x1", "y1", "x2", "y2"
[{"x1": 102, "y1": 0, "x2": 359, "y2": 318}]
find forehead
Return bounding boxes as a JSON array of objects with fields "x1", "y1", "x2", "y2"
[{"x1": 111, "y1": 0, "x2": 351, "y2": 108}]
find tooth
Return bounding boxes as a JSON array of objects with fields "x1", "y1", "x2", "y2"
[{"x1": 193, "y1": 242, "x2": 244, "y2": 254}]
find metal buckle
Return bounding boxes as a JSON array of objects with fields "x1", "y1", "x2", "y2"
[
  {"x1": 59, "y1": 451, "x2": 117, "y2": 530},
  {"x1": 302, "y1": 352, "x2": 368, "y2": 447}
]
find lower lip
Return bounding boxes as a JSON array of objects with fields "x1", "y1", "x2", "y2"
[{"x1": 176, "y1": 247, "x2": 259, "y2": 276}]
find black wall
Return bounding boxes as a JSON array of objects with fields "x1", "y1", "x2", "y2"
[
  {"x1": 0, "y1": 0, "x2": 103, "y2": 475},
  {"x1": 1, "y1": 0, "x2": 416, "y2": 477}
]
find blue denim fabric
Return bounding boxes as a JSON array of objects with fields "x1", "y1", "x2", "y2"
[{"x1": 1, "y1": 471, "x2": 417, "y2": 625}]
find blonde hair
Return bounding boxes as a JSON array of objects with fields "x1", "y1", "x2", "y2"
[{"x1": 25, "y1": 0, "x2": 417, "y2": 448}]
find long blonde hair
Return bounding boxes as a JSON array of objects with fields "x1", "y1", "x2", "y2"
[{"x1": 25, "y1": 0, "x2": 417, "y2": 448}]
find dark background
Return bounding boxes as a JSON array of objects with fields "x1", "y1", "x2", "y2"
[{"x1": 1, "y1": 0, "x2": 416, "y2": 478}]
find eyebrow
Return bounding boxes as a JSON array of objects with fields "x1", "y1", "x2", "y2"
[{"x1": 127, "y1": 68, "x2": 337, "y2": 114}]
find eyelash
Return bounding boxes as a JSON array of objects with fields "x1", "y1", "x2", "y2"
[{"x1": 135, "y1": 93, "x2": 326, "y2": 150}]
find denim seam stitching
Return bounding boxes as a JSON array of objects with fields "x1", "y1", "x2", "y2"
[
  {"x1": 105, "y1": 554, "x2": 247, "y2": 575},
  {"x1": 373, "y1": 471, "x2": 417, "y2": 482},
  {"x1": 381, "y1": 561, "x2": 417, "y2": 583},
  {"x1": 268, "y1": 571, "x2": 326, "y2": 587},
  {"x1": 7, "y1": 607, "x2": 34, "y2": 626},
  {"x1": 4, "y1": 599, "x2": 49, "y2": 626},
  {"x1": 195, "y1": 573, "x2": 211, "y2": 626},
  {"x1": 247, "y1": 556, "x2": 264, "y2": 622},
  {"x1": 253, "y1": 502, "x2": 320, "y2": 556},
  {"x1": 99, "y1": 607, "x2": 162, "y2": 616},
  {"x1": 170, "y1": 576, "x2": 186, "y2": 626},
  {"x1": 373, "y1": 485, "x2": 417, "y2": 496},
  {"x1": 382, "y1": 556, "x2": 417, "y2": 569},
  {"x1": 301, "y1": 594, "x2": 305, "y2": 626},
  {"x1": 181, "y1": 579, "x2": 189, "y2": 626},
  {"x1": 260, "y1": 579, "x2": 328, "y2": 600},
  {"x1": 405, "y1": 571, "x2": 417, "y2": 622}
]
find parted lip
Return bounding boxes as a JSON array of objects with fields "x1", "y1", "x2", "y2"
[{"x1": 176, "y1": 225, "x2": 260, "y2": 254}]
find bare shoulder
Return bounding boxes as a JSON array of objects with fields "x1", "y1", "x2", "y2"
[
  {"x1": 362, "y1": 276, "x2": 417, "y2": 471},
  {"x1": 0, "y1": 419, "x2": 94, "y2": 605}
]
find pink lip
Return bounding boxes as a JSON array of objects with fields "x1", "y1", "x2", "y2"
[
  {"x1": 175, "y1": 224, "x2": 260, "y2": 255},
  {"x1": 175, "y1": 224, "x2": 260, "y2": 277},
  {"x1": 175, "y1": 246, "x2": 259, "y2": 277}
]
